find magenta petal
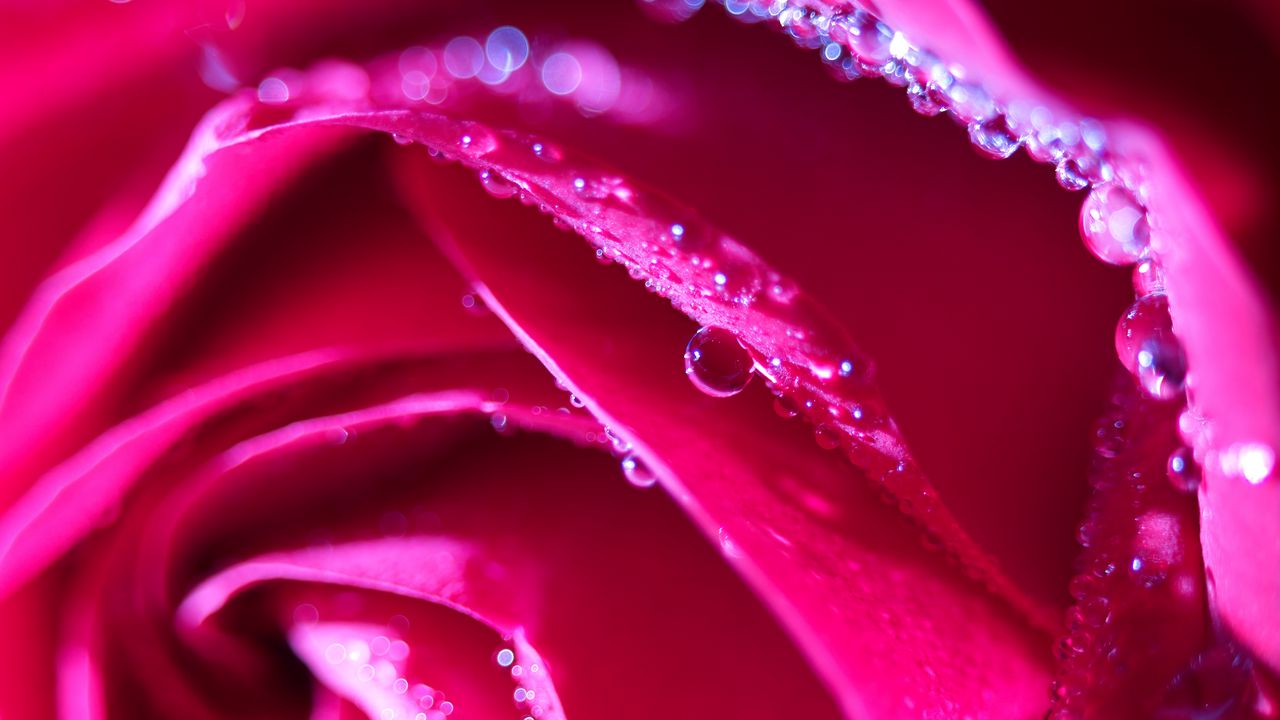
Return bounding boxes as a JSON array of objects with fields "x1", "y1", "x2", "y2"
[
  {"x1": 395, "y1": 154, "x2": 1052, "y2": 717},
  {"x1": 849, "y1": 0, "x2": 1280, "y2": 673},
  {"x1": 105, "y1": 390, "x2": 843, "y2": 717},
  {"x1": 0, "y1": 102, "x2": 359, "y2": 497},
  {"x1": 1051, "y1": 384, "x2": 1207, "y2": 717},
  {"x1": 0, "y1": 324, "x2": 606, "y2": 601},
  {"x1": 1150, "y1": 145, "x2": 1280, "y2": 674},
  {"x1": 0, "y1": 350, "x2": 354, "y2": 599},
  {"x1": 180, "y1": 537, "x2": 570, "y2": 720}
]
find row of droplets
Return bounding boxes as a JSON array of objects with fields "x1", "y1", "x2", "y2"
[
  {"x1": 299, "y1": 604, "x2": 553, "y2": 720},
  {"x1": 654, "y1": 0, "x2": 1275, "y2": 488},
  {"x1": 493, "y1": 643, "x2": 548, "y2": 720},
  {"x1": 255, "y1": 24, "x2": 669, "y2": 128},
  {"x1": 437, "y1": 124, "x2": 1012, "y2": 592},
  {"x1": 687, "y1": 3, "x2": 1277, "y2": 709},
  {"x1": 367, "y1": 0, "x2": 1267, "y2": 617}
]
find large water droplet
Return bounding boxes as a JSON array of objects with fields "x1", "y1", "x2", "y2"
[
  {"x1": 1080, "y1": 183, "x2": 1151, "y2": 265},
  {"x1": 1115, "y1": 293, "x2": 1187, "y2": 401},
  {"x1": 455, "y1": 125, "x2": 497, "y2": 158},
  {"x1": 1055, "y1": 158, "x2": 1090, "y2": 191},
  {"x1": 837, "y1": 10, "x2": 893, "y2": 71},
  {"x1": 621, "y1": 454, "x2": 658, "y2": 488},
  {"x1": 603, "y1": 426, "x2": 631, "y2": 456},
  {"x1": 684, "y1": 326, "x2": 755, "y2": 397},
  {"x1": 1167, "y1": 446, "x2": 1201, "y2": 493},
  {"x1": 478, "y1": 169, "x2": 517, "y2": 198},
  {"x1": 968, "y1": 116, "x2": 1020, "y2": 159},
  {"x1": 906, "y1": 81, "x2": 945, "y2": 116},
  {"x1": 944, "y1": 81, "x2": 995, "y2": 123}
]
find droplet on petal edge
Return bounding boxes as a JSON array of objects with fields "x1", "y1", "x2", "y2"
[
  {"x1": 239, "y1": 68, "x2": 1074, "y2": 630},
  {"x1": 1166, "y1": 446, "x2": 1201, "y2": 493},
  {"x1": 621, "y1": 453, "x2": 658, "y2": 488},
  {"x1": 684, "y1": 326, "x2": 755, "y2": 398},
  {"x1": 968, "y1": 115, "x2": 1020, "y2": 159},
  {"x1": 1115, "y1": 294, "x2": 1187, "y2": 402},
  {"x1": 1080, "y1": 183, "x2": 1151, "y2": 266}
]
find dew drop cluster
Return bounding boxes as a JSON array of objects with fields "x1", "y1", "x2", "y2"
[{"x1": 705, "y1": 0, "x2": 1274, "y2": 489}]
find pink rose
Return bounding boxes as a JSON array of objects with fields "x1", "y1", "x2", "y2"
[{"x1": 0, "y1": 1, "x2": 1276, "y2": 718}]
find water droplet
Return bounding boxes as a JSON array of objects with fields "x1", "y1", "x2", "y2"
[
  {"x1": 621, "y1": 454, "x2": 658, "y2": 488},
  {"x1": 773, "y1": 395, "x2": 800, "y2": 418},
  {"x1": 814, "y1": 424, "x2": 842, "y2": 450},
  {"x1": 906, "y1": 81, "x2": 945, "y2": 116},
  {"x1": 944, "y1": 81, "x2": 995, "y2": 123},
  {"x1": 1080, "y1": 183, "x2": 1151, "y2": 265},
  {"x1": 572, "y1": 175, "x2": 616, "y2": 200},
  {"x1": 684, "y1": 326, "x2": 755, "y2": 397},
  {"x1": 969, "y1": 115, "x2": 1021, "y2": 159},
  {"x1": 478, "y1": 169, "x2": 517, "y2": 198},
  {"x1": 1055, "y1": 158, "x2": 1090, "y2": 191},
  {"x1": 1115, "y1": 293, "x2": 1187, "y2": 401},
  {"x1": 530, "y1": 140, "x2": 561, "y2": 162},
  {"x1": 1133, "y1": 259, "x2": 1167, "y2": 295},
  {"x1": 1167, "y1": 446, "x2": 1201, "y2": 493},
  {"x1": 495, "y1": 648, "x2": 515, "y2": 667},
  {"x1": 456, "y1": 125, "x2": 497, "y2": 157},
  {"x1": 839, "y1": 10, "x2": 893, "y2": 71},
  {"x1": 603, "y1": 426, "x2": 631, "y2": 456}
]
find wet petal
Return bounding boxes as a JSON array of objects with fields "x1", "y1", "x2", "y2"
[{"x1": 394, "y1": 143, "x2": 1053, "y2": 716}]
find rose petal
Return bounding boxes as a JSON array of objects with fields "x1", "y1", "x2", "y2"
[
  {"x1": 0, "y1": 349, "x2": 565, "y2": 598},
  {"x1": 0, "y1": 101, "x2": 359, "y2": 497},
  {"x1": 834, "y1": 0, "x2": 1280, "y2": 674},
  {"x1": 1051, "y1": 381, "x2": 1206, "y2": 717},
  {"x1": 69, "y1": 393, "x2": 844, "y2": 717},
  {"x1": 396, "y1": 151, "x2": 1053, "y2": 717}
]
